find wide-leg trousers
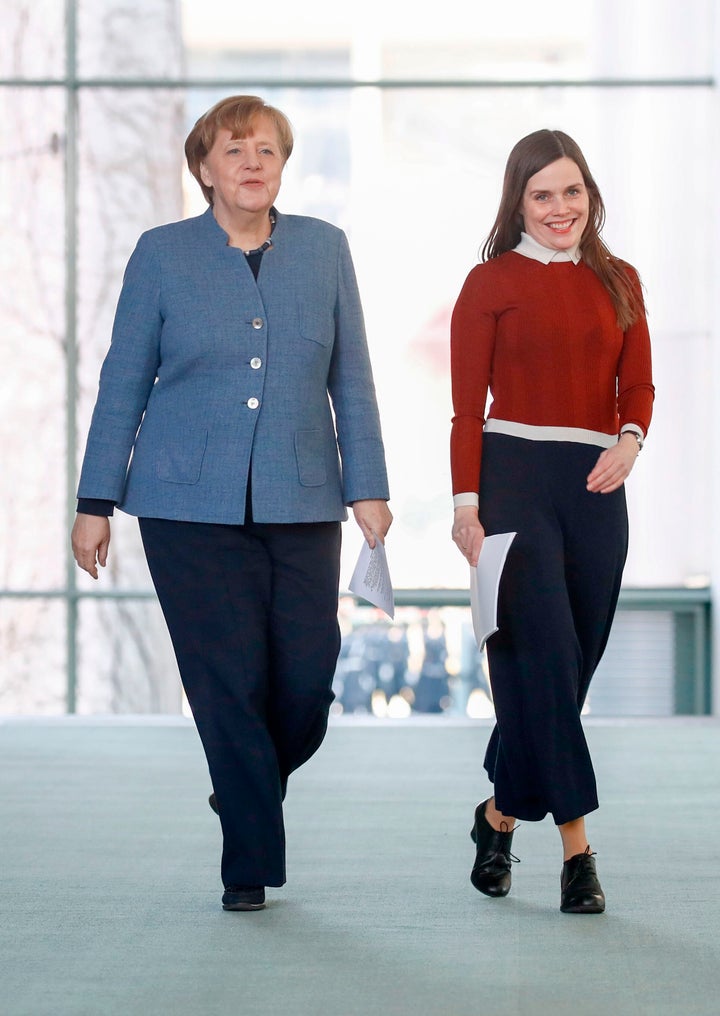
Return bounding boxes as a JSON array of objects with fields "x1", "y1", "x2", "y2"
[
  {"x1": 479, "y1": 434, "x2": 628, "y2": 825},
  {"x1": 139, "y1": 516, "x2": 342, "y2": 888}
]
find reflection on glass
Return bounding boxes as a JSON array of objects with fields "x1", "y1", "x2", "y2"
[
  {"x1": 0, "y1": 599, "x2": 66, "y2": 714},
  {"x1": 333, "y1": 602, "x2": 676, "y2": 719},
  {"x1": 0, "y1": 0, "x2": 714, "y2": 715},
  {"x1": 0, "y1": 0, "x2": 64, "y2": 79},
  {"x1": 78, "y1": 0, "x2": 183, "y2": 79},
  {"x1": 0, "y1": 87, "x2": 66, "y2": 590},
  {"x1": 77, "y1": 599, "x2": 181, "y2": 713},
  {"x1": 180, "y1": 0, "x2": 714, "y2": 81},
  {"x1": 334, "y1": 602, "x2": 491, "y2": 719},
  {"x1": 76, "y1": 87, "x2": 185, "y2": 592}
]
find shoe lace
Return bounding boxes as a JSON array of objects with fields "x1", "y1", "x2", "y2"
[
  {"x1": 498, "y1": 821, "x2": 521, "y2": 864},
  {"x1": 564, "y1": 847, "x2": 599, "y2": 887},
  {"x1": 577, "y1": 846, "x2": 597, "y2": 863}
]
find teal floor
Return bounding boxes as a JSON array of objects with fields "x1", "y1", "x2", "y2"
[{"x1": 1, "y1": 716, "x2": 719, "y2": 1016}]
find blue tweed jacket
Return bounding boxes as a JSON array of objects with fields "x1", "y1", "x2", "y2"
[{"x1": 77, "y1": 208, "x2": 389, "y2": 523}]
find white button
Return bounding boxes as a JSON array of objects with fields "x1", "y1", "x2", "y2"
[
  {"x1": 250, "y1": 357, "x2": 262, "y2": 369},
  {"x1": 247, "y1": 397, "x2": 259, "y2": 409},
  {"x1": 252, "y1": 317, "x2": 263, "y2": 329}
]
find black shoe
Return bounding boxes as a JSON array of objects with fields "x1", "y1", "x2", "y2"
[
  {"x1": 208, "y1": 792, "x2": 218, "y2": 815},
  {"x1": 470, "y1": 799, "x2": 518, "y2": 897},
  {"x1": 560, "y1": 848, "x2": 605, "y2": 914},
  {"x1": 222, "y1": 885, "x2": 266, "y2": 911}
]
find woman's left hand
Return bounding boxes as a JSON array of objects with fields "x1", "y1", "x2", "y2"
[
  {"x1": 352, "y1": 499, "x2": 393, "y2": 547},
  {"x1": 586, "y1": 433, "x2": 640, "y2": 494}
]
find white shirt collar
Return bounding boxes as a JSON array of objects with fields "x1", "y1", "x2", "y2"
[{"x1": 514, "y1": 231, "x2": 582, "y2": 265}]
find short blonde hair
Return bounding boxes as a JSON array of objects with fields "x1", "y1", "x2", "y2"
[{"x1": 185, "y1": 95, "x2": 294, "y2": 205}]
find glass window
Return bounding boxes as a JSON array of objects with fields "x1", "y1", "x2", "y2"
[
  {"x1": 76, "y1": 88, "x2": 185, "y2": 592},
  {"x1": 1, "y1": 1, "x2": 65, "y2": 79},
  {"x1": 0, "y1": 0, "x2": 716, "y2": 715},
  {"x1": 78, "y1": 1, "x2": 184, "y2": 79},
  {"x1": 333, "y1": 602, "x2": 679, "y2": 719},
  {"x1": 179, "y1": 0, "x2": 716, "y2": 81},
  {"x1": 77, "y1": 599, "x2": 181, "y2": 713},
  {"x1": 0, "y1": 87, "x2": 66, "y2": 590},
  {"x1": 0, "y1": 599, "x2": 66, "y2": 714}
]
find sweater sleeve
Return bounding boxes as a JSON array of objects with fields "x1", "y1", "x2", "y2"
[
  {"x1": 617, "y1": 267, "x2": 655, "y2": 437},
  {"x1": 77, "y1": 498, "x2": 115, "y2": 516},
  {"x1": 450, "y1": 265, "x2": 496, "y2": 497}
]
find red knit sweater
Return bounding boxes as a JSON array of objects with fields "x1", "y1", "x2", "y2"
[{"x1": 450, "y1": 252, "x2": 654, "y2": 496}]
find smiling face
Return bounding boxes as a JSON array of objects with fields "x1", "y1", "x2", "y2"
[
  {"x1": 199, "y1": 115, "x2": 285, "y2": 223},
  {"x1": 519, "y1": 156, "x2": 590, "y2": 251}
]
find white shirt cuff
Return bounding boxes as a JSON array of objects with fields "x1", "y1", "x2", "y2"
[
  {"x1": 620, "y1": 424, "x2": 644, "y2": 439},
  {"x1": 453, "y1": 492, "x2": 479, "y2": 509}
]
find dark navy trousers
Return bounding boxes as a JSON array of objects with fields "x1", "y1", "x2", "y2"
[
  {"x1": 479, "y1": 434, "x2": 628, "y2": 825},
  {"x1": 139, "y1": 517, "x2": 342, "y2": 888}
]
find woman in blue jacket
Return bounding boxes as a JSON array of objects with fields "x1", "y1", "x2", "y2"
[{"x1": 72, "y1": 95, "x2": 392, "y2": 912}]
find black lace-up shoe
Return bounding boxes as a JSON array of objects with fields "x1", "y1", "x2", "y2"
[
  {"x1": 470, "y1": 799, "x2": 518, "y2": 897},
  {"x1": 222, "y1": 886, "x2": 266, "y2": 911},
  {"x1": 560, "y1": 848, "x2": 605, "y2": 914}
]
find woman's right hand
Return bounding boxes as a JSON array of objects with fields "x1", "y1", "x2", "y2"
[
  {"x1": 71, "y1": 514, "x2": 111, "y2": 579},
  {"x1": 452, "y1": 506, "x2": 485, "y2": 567}
]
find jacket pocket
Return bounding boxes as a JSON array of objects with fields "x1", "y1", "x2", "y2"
[
  {"x1": 156, "y1": 430, "x2": 208, "y2": 485},
  {"x1": 299, "y1": 304, "x2": 335, "y2": 348},
  {"x1": 294, "y1": 428, "x2": 327, "y2": 487}
]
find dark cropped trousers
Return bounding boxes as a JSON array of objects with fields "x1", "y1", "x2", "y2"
[
  {"x1": 139, "y1": 516, "x2": 342, "y2": 888},
  {"x1": 479, "y1": 433, "x2": 628, "y2": 825}
]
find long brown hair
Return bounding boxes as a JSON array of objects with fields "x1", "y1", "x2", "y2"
[{"x1": 482, "y1": 129, "x2": 644, "y2": 329}]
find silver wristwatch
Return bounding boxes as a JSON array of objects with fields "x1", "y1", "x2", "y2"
[{"x1": 623, "y1": 430, "x2": 643, "y2": 452}]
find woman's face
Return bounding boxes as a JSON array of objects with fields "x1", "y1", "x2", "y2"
[
  {"x1": 200, "y1": 115, "x2": 285, "y2": 220},
  {"x1": 519, "y1": 156, "x2": 589, "y2": 251}
]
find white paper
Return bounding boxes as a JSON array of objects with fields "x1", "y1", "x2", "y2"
[
  {"x1": 470, "y1": 532, "x2": 516, "y2": 650},
  {"x1": 348, "y1": 536, "x2": 395, "y2": 619}
]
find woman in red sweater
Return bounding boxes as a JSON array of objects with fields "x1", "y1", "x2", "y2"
[{"x1": 451, "y1": 129, "x2": 654, "y2": 914}]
